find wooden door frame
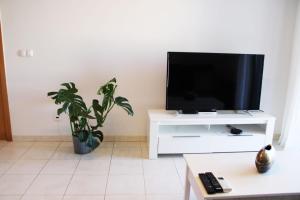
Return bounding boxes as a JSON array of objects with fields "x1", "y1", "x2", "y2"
[{"x1": 0, "y1": 22, "x2": 12, "y2": 141}]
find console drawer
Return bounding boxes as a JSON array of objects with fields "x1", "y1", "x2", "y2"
[
  {"x1": 157, "y1": 134, "x2": 265, "y2": 154},
  {"x1": 211, "y1": 134, "x2": 265, "y2": 152},
  {"x1": 158, "y1": 135, "x2": 212, "y2": 153}
]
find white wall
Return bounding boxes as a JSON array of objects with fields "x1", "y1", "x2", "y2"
[
  {"x1": 0, "y1": 0, "x2": 298, "y2": 137},
  {"x1": 280, "y1": 1, "x2": 300, "y2": 150}
]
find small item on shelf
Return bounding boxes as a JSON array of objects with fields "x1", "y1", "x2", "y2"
[
  {"x1": 226, "y1": 125, "x2": 243, "y2": 135},
  {"x1": 255, "y1": 144, "x2": 276, "y2": 173}
]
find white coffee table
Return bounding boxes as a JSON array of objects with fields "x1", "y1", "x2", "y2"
[{"x1": 184, "y1": 151, "x2": 300, "y2": 200}]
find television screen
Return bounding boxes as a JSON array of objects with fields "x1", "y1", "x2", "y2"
[{"x1": 166, "y1": 52, "x2": 265, "y2": 113}]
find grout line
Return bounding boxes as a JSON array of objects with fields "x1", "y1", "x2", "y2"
[
  {"x1": 103, "y1": 142, "x2": 114, "y2": 200},
  {"x1": 173, "y1": 156, "x2": 186, "y2": 189},
  {"x1": 142, "y1": 148, "x2": 147, "y2": 200},
  {"x1": 49, "y1": 141, "x2": 63, "y2": 160},
  {"x1": 61, "y1": 146, "x2": 82, "y2": 199},
  {"x1": 0, "y1": 160, "x2": 17, "y2": 176},
  {"x1": 15, "y1": 141, "x2": 36, "y2": 160},
  {"x1": 0, "y1": 141, "x2": 36, "y2": 176},
  {"x1": 19, "y1": 141, "x2": 62, "y2": 200}
]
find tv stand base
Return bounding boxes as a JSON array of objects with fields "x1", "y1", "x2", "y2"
[{"x1": 148, "y1": 109, "x2": 275, "y2": 159}]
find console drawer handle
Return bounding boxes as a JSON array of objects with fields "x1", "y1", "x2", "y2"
[{"x1": 173, "y1": 136, "x2": 201, "y2": 138}]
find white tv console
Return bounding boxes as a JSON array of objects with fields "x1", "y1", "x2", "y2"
[{"x1": 147, "y1": 110, "x2": 275, "y2": 159}]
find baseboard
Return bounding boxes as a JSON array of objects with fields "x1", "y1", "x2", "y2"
[{"x1": 12, "y1": 135, "x2": 146, "y2": 142}]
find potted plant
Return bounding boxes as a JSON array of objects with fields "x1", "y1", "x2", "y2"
[{"x1": 47, "y1": 78, "x2": 133, "y2": 154}]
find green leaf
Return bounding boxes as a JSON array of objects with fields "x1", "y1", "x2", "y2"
[
  {"x1": 92, "y1": 99, "x2": 104, "y2": 128},
  {"x1": 115, "y1": 96, "x2": 134, "y2": 116},
  {"x1": 61, "y1": 83, "x2": 71, "y2": 89},
  {"x1": 110, "y1": 77, "x2": 116, "y2": 83},
  {"x1": 92, "y1": 99, "x2": 102, "y2": 112},
  {"x1": 57, "y1": 108, "x2": 64, "y2": 115},
  {"x1": 97, "y1": 78, "x2": 117, "y2": 95},
  {"x1": 70, "y1": 82, "x2": 76, "y2": 89},
  {"x1": 58, "y1": 102, "x2": 69, "y2": 114},
  {"x1": 51, "y1": 95, "x2": 58, "y2": 100},
  {"x1": 85, "y1": 114, "x2": 95, "y2": 119},
  {"x1": 47, "y1": 91, "x2": 57, "y2": 96}
]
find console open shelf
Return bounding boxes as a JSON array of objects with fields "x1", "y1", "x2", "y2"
[{"x1": 147, "y1": 110, "x2": 275, "y2": 159}]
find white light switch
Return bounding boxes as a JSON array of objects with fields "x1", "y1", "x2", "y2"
[
  {"x1": 17, "y1": 49, "x2": 27, "y2": 57},
  {"x1": 26, "y1": 49, "x2": 34, "y2": 57},
  {"x1": 17, "y1": 49, "x2": 34, "y2": 57}
]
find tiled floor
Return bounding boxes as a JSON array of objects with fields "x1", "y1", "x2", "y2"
[{"x1": 0, "y1": 141, "x2": 197, "y2": 200}]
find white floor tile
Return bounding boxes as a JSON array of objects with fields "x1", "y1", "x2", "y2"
[
  {"x1": 75, "y1": 160, "x2": 110, "y2": 175},
  {"x1": 66, "y1": 175, "x2": 107, "y2": 195},
  {"x1": 32, "y1": 142, "x2": 60, "y2": 147},
  {"x1": 21, "y1": 142, "x2": 59, "y2": 160},
  {"x1": 0, "y1": 160, "x2": 15, "y2": 174},
  {"x1": 106, "y1": 175, "x2": 144, "y2": 195},
  {"x1": 144, "y1": 173, "x2": 183, "y2": 195},
  {"x1": 112, "y1": 148, "x2": 142, "y2": 160},
  {"x1": 173, "y1": 157, "x2": 187, "y2": 185},
  {"x1": 51, "y1": 142, "x2": 81, "y2": 160},
  {"x1": 21, "y1": 195, "x2": 62, "y2": 200},
  {"x1": 0, "y1": 174, "x2": 36, "y2": 195},
  {"x1": 146, "y1": 194, "x2": 183, "y2": 200},
  {"x1": 110, "y1": 159, "x2": 143, "y2": 175},
  {"x1": 0, "y1": 141, "x2": 8, "y2": 150},
  {"x1": 173, "y1": 157, "x2": 186, "y2": 172},
  {"x1": 41, "y1": 160, "x2": 79, "y2": 174},
  {"x1": 0, "y1": 196, "x2": 21, "y2": 200},
  {"x1": 81, "y1": 147, "x2": 112, "y2": 160},
  {"x1": 56, "y1": 142, "x2": 73, "y2": 147},
  {"x1": 0, "y1": 143, "x2": 32, "y2": 160},
  {"x1": 26, "y1": 174, "x2": 72, "y2": 195},
  {"x1": 105, "y1": 195, "x2": 146, "y2": 200},
  {"x1": 63, "y1": 196, "x2": 104, "y2": 200},
  {"x1": 143, "y1": 159, "x2": 178, "y2": 176},
  {"x1": 114, "y1": 142, "x2": 141, "y2": 148},
  {"x1": 6, "y1": 160, "x2": 47, "y2": 174}
]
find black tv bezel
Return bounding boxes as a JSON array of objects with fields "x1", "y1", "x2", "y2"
[{"x1": 166, "y1": 51, "x2": 265, "y2": 113}]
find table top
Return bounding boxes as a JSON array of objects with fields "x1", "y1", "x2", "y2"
[{"x1": 184, "y1": 151, "x2": 300, "y2": 199}]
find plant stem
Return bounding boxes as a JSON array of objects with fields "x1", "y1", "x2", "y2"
[
  {"x1": 102, "y1": 102, "x2": 115, "y2": 125},
  {"x1": 69, "y1": 118, "x2": 75, "y2": 135}
]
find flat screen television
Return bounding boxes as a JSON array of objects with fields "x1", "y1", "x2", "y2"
[{"x1": 166, "y1": 52, "x2": 265, "y2": 113}]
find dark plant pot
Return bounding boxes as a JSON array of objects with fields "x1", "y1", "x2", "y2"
[{"x1": 72, "y1": 136, "x2": 93, "y2": 154}]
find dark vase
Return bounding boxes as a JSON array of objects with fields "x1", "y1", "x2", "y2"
[
  {"x1": 255, "y1": 144, "x2": 276, "y2": 173},
  {"x1": 72, "y1": 136, "x2": 93, "y2": 154}
]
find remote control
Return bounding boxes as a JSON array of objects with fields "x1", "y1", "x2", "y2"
[
  {"x1": 226, "y1": 125, "x2": 242, "y2": 135},
  {"x1": 217, "y1": 177, "x2": 232, "y2": 193},
  {"x1": 205, "y1": 172, "x2": 223, "y2": 193},
  {"x1": 199, "y1": 173, "x2": 216, "y2": 194}
]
